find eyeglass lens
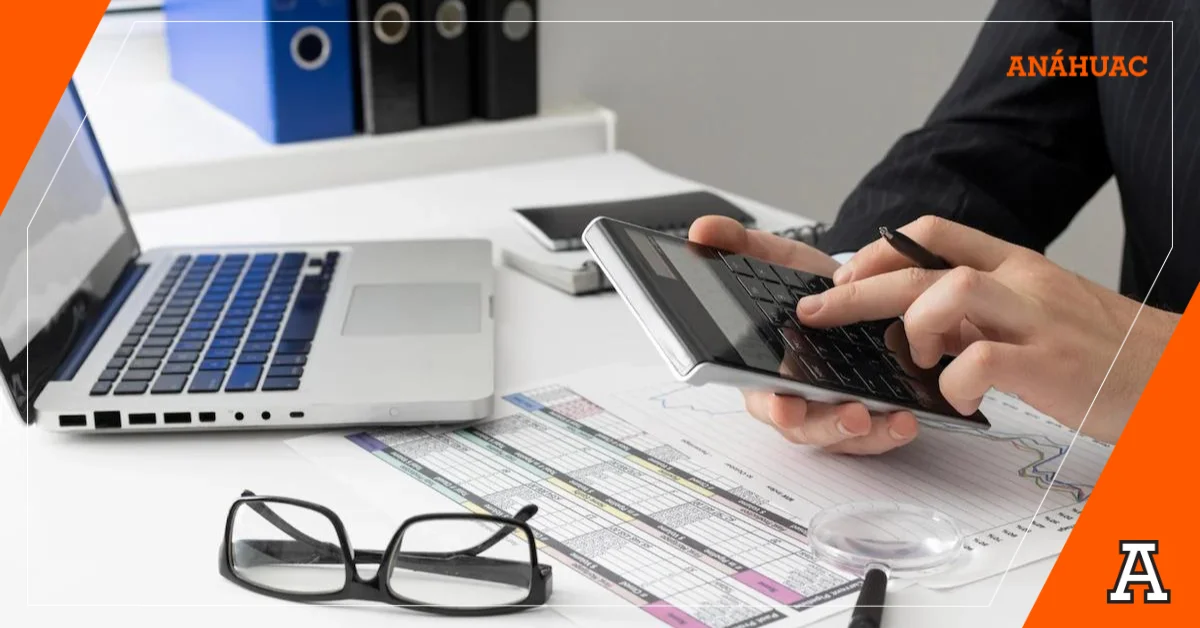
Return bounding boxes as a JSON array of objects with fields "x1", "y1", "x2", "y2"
[
  {"x1": 229, "y1": 501, "x2": 346, "y2": 595},
  {"x1": 388, "y1": 518, "x2": 533, "y2": 608}
]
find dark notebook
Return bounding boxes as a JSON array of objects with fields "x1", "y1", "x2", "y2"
[{"x1": 513, "y1": 191, "x2": 756, "y2": 251}]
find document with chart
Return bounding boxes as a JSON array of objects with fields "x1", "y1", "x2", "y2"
[{"x1": 287, "y1": 365, "x2": 1112, "y2": 626}]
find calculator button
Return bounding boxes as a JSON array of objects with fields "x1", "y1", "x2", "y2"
[
  {"x1": 721, "y1": 254, "x2": 755, "y2": 276},
  {"x1": 797, "y1": 356, "x2": 836, "y2": 384},
  {"x1": 737, "y1": 276, "x2": 774, "y2": 302},
  {"x1": 766, "y1": 282, "x2": 794, "y2": 306},
  {"x1": 745, "y1": 259, "x2": 780, "y2": 283},
  {"x1": 756, "y1": 302, "x2": 789, "y2": 325}
]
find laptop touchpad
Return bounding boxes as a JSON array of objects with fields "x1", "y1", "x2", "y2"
[{"x1": 342, "y1": 283, "x2": 480, "y2": 336}]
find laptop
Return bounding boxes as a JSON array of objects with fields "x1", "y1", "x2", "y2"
[{"x1": 0, "y1": 82, "x2": 494, "y2": 432}]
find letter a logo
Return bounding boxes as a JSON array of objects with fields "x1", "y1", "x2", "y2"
[{"x1": 1107, "y1": 540, "x2": 1170, "y2": 603}]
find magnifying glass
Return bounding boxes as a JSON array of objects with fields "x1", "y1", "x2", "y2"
[{"x1": 810, "y1": 502, "x2": 964, "y2": 628}]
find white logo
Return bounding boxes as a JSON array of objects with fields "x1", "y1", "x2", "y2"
[{"x1": 1108, "y1": 540, "x2": 1170, "y2": 603}]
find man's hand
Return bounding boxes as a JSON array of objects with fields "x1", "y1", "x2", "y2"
[
  {"x1": 689, "y1": 216, "x2": 922, "y2": 455},
  {"x1": 799, "y1": 216, "x2": 1177, "y2": 443}
]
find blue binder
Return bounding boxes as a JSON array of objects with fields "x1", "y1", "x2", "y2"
[{"x1": 164, "y1": 0, "x2": 356, "y2": 144}]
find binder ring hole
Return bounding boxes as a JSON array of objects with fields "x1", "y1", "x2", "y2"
[
  {"x1": 291, "y1": 26, "x2": 331, "y2": 71},
  {"x1": 374, "y1": 3, "x2": 411, "y2": 45},
  {"x1": 435, "y1": 0, "x2": 467, "y2": 40},
  {"x1": 502, "y1": 0, "x2": 534, "y2": 41}
]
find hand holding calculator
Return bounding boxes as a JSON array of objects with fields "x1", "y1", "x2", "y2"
[{"x1": 583, "y1": 217, "x2": 990, "y2": 432}]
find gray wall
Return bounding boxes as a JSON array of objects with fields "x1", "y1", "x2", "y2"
[{"x1": 539, "y1": 0, "x2": 1125, "y2": 288}]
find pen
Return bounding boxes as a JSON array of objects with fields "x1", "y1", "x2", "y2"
[{"x1": 878, "y1": 226, "x2": 951, "y2": 270}]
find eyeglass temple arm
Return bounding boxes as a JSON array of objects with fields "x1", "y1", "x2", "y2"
[{"x1": 240, "y1": 491, "x2": 538, "y2": 566}]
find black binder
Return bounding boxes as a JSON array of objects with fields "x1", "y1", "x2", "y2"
[
  {"x1": 418, "y1": 0, "x2": 474, "y2": 125},
  {"x1": 473, "y1": 0, "x2": 538, "y2": 120},
  {"x1": 354, "y1": 0, "x2": 423, "y2": 134}
]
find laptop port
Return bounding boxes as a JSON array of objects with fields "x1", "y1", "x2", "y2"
[
  {"x1": 59, "y1": 414, "x2": 87, "y2": 428},
  {"x1": 198, "y1": 412, "x2": 216, "y2": 423},
  {"x1": 93, "y1": 411, "x2": 121, "y2": 429},
  {"x1": 128, "y1": 413, "x2": 156, "y2": 426},
  {"x1": 163, "y1": 412, "x2": 192, "y2": 424},
  {"x1": 289, "y1": 411, "x2": 305, "y2": 418}
]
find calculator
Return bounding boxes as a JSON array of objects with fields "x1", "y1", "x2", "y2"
[{"x1": 583, "y1": 218, "x2": 989, "y2": 429}]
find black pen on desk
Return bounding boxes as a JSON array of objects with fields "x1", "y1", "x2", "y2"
[{"x1": 878, "y1": 226, "x2": 951, "y2": 270}]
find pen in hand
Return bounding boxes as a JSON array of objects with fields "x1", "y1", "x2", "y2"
[{"x1": 878, "y1": 226, "x2": 951, "y2": 271}]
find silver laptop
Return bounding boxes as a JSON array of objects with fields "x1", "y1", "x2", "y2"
[{"x1": 1, "y1": 82, "x2": 494, "y2": 432}]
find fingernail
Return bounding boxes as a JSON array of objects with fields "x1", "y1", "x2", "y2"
[
  {"x1": 797, "y1": 294, "x2": 823, "y2": 315},
  {"x1": 833, "y1": 265, "x2": 853, "y2": 285},
  {"x1": 837, "y1": 420, "x2": 854, "y2": 437},
  {"x1": 889, "y1": 426, "x2": 907, "y2": 441}
]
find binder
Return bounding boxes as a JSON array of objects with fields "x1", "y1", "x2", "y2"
[
  {"x1": 164, "y1": 0, "x2": 356, "y2": 144},
  {"x1": 354, "y1": 0, "x2": 423, "y2": 134},
  {"x1": 473, "y1": 0, "x2": 538, "y2": 120},
  {"x1": 417, "y1": 0, "x2": 474, "y2": 126}
]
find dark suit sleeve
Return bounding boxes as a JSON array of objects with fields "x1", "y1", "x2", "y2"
[{"x1": 819, "y1": 0, "x2": 1113, "y2": 255}]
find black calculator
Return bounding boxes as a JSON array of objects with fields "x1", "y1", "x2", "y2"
[{"x1": 583, "y1": 217, "x2": 989, "y2": 429}]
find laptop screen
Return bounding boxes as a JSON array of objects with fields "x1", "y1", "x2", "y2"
[{"x1": 0, "y1": 83, "x2": 139, "y2": 421}]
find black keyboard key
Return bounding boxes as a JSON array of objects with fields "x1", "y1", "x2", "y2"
[
  {"x1": 163, "y1": 307, "x2": 191, "y2": 318},
  {"x1": 745, "y1": 259, "x2": 780, "y2": 283},
  {"x1": 130, "y1": 358, "x2": 161, "y2": 370},
  {"x1": 261, "y1": 377, "x2": 301, "y2": 391},
  {"x1": 272, "y1": 355, "x2": 307, "y2": 367},
  {"x1": 879, "y1": 372, "x2": 916, "y2": 402},
  {"x1": 766, "y1": 282, "x2": 794, "y2": 306},
  {"x1": 780, "y1": 270, "x2": 816, "y2": 293},
  {"x1": 188, "y1": 371, "x2": 224, "y2": 393},
  {"x1": 121, "y1": 369, "x2": 157, "y2": 384},
  {"x1": 267, "y1": 365, "x2": 304, "y2": 378},
  {"x1": 136, "y1": 314, "x2": 155, "y2": 326},
  {"x1": 797, "y1": 356, "x2": 836, "y2": 384},
  {"x1": 225, "y1": 365, "x2": 263, "y2": 392},
  {"x1": 113, "y1": 346, "x2": 134, "y2": 358},
  {"x1": 142, "y1": 336, "x2": 173, "y2": 348},
  {"x1": 174, "y1": 290, "x2": 200, "y2": 299},
  {"x1": 162, "y1": 363, "x2": 193, "y2": 375},
  {"x1": 756, "y1": 301, "x2": 789, "y2": 325},
  {"x1": 206, "y1": 348, "x2": 236, "y2": 360},
  {"x1": 115, "y1": 380, "x2": 149, "y2": 395},
  {"x1": 804, "y1": 335, "x2": 842, "y2": 362},
  {"x1": 168, "y1": 351, "x2": 200, "y2": 364},
  {"x1": 90, "y1": 381, "x2": 112, "y2": 396},
  {"x1": 149, "y1": 326, "x2": 179, "y2": 337},
  {"x1": 130, "y1": 324, "x2": 148, "y2": 335},
  {"x1": 736, "y1": 276, "x2": 774, "y2": 302},
  {"x1": 121, "y1": 334, "x2": 142, "y2": 347},
  {"x1": 176, "y1": 340, "x2": 205, "y2": 352},
  {"x1": 238, "y1": 352, "x2": 268, "y2": 365},
  {"x1": 147, "y1": 297, "x2": 165, "y2": 307},
  {"x1": 107, "y1": 357, "x2": 127, "y2": 370},
  {"x1": 299, "y1": 277, "x2": 328, "y2": 293},
  {"x1": 156, "y1": 316, "x2": 185, "y2": 327},
  {"x1": 721, "y1": 254, "x2": 755, "y2": 276},
  {"x1": 275, "y1": 341, "x2": 310, "y2": 355},
  {"x1": 136, "y1": 347, "x2": 168, "y2": 360},
  {"x1": 827, "y1": 362, "x2": 866, "y2": 391},
  {"x1": 200, "y1": 359, "x2": 230, "y2": 371},
  {"x1": 98, "y1": 368, "x2": 121, "y2": 382},
  {"x1": 151, "y1": 374, "x2": 188, "y2": 394}
]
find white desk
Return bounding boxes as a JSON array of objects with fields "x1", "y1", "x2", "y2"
[{"x1": 0, "y1": 153, "x2": 1047, "y2": 627}]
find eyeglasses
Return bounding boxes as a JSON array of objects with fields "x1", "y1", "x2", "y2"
[{"x1": 218, "y1": 490, "x2": 553, "y2": 616}]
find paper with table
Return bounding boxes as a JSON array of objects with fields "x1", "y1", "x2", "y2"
[{"x1": 287, "y1": 365, "x2": 1111, "y2": 627}]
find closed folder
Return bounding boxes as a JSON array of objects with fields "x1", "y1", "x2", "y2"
[
  {"x1": 354, "y1": 0, "x2": 423, "y2": 134},
  {"x1": 164, "y1": 0, "x2": 357, "y2": 144},
  {"x1": 418, "y1": 0, "x2": 474, "y2": 126},
  {"x1": 473, "y1": 0, "x2": 538, "y2": 120}
]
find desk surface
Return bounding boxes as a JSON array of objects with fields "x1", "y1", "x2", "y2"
[{"x1": 0, "y1": 152, "x2": 1048, "y2": 627}]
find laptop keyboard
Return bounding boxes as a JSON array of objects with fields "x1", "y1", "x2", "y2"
[
  {"x1": 90, "y1": 251, "x2": 338, "y2": 397},
  {"x1": 721, "y1": 253, "x2": 919, "y2": 403}
]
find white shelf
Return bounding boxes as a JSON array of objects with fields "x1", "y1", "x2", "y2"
[{"x1": 75, "y1": 14, "x2": 614, "y2": 212}]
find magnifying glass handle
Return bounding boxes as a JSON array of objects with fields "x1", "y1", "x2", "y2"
[{"x1": 848, "y1": 567, "x2": 888, "y2": 628}]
